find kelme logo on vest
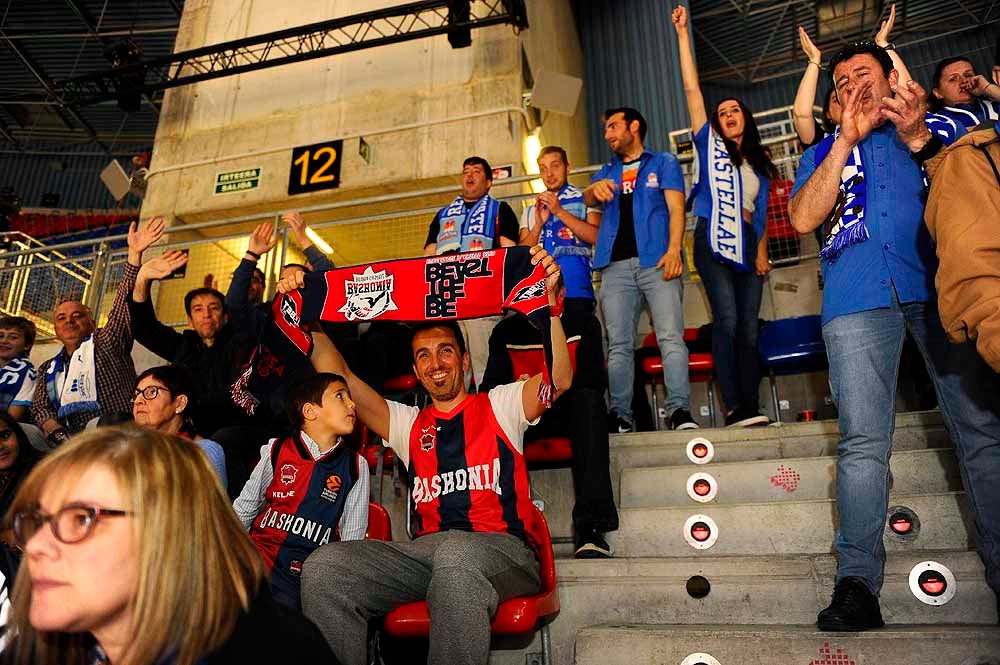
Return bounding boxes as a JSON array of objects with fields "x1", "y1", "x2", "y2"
[
  {"x1": 411, "y1": 458, "x2": 503, "y2": 504},
  {"x1": 337, "y1": 266, "x2": 398, "y2": 321}
]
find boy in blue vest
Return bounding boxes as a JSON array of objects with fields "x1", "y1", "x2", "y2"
[{"x1": 233, "y1": 371, "x2": 370, "y2": 609}]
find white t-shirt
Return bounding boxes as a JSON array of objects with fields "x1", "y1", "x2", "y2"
[
  {"x1": 740, "y1": 161, "x2": 760, "y2": 214},
  {"x1": 386, "y1": 381, "x2": 536, "y2": 468}
]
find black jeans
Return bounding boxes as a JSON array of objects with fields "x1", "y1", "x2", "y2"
[
  {"x1": 525, "y1": 387, "x2": 619, "y2": 534},
  {"x1": 693, "y1": 218, "x2": 764, "y2": 413}
]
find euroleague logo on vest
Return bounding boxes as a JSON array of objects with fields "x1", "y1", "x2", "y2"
[
  {"x1": 337, "y1": 266, "x2": 399, "y2": 321},
  {"x1": 321, "y1": 473, "x2": 343, "y2": 502}
]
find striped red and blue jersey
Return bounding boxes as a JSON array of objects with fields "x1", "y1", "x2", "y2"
[
  {"x1": 250, "y1": 434, "x2": 360, "y2": 608},
  {"x1": 407, "y1": 393, "x2": 534, "y2": 542}
]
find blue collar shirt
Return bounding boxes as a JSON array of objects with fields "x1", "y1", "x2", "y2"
[{"x1": 792, "y1": 123, "x2": 959, "y2": 325}]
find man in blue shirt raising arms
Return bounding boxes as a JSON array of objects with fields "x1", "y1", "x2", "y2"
[{"x1": 790, "y1": 41, "x2": 1000, "y2": 632}]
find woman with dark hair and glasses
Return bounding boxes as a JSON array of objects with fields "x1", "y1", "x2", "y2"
[
  {"x1": 132, "y1": 364, "x2": 227, "y2": 489},
  {"x1": 672, "y1": 5, "x2": 777, "y2": 427},
  {"x1": 3, "y1": 427, "x2": 335, "y2": 665},
  {"x1": 929, "y1": 55, "x2": 1000, "y2": 129}
]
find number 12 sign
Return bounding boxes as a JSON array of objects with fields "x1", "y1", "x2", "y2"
[{"x1": 288, "y1": 139, "x2": 343, "y2": 195}]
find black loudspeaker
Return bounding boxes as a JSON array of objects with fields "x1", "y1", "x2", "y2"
[{"x1": 447, "y1": 0, "x2": 471, "y2": 49}]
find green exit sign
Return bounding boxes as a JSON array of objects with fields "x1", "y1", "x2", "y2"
[{"x1": 215, "y1": 167, "x2": 261, "y2": 195}]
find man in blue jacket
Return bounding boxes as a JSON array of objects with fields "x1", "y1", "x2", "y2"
[{"x1": 584, "y1": 107, "x2": 696, "y2": 432}]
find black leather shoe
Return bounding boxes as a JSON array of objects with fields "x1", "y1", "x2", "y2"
[{"x1": 817, "y1": 577, "x2": 885, "y2": 632}]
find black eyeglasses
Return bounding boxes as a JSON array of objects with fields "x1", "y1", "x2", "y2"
[
  {"x1": 133, "y1": 385, "x2": 169, "y2": 401},
  {"x1": 13, "y1": 505, "x2": 133, "y2": 547}
]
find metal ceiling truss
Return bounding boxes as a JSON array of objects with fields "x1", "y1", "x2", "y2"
[
  {"x1": 57, "y1": 0, "x2": 528, "y2": 108},
  {"x1": 695, "y1": 0, "x2": 999, "y2": 83}
]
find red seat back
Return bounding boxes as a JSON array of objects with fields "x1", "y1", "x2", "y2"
[
  {"x1": 366, "y1": 502, "x2": 392, "y2": 541},
  {"x1": 525, "y1": 503, "x2": 557, "y2": 597}
]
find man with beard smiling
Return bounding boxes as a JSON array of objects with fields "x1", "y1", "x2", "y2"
[
  {"x1": 291, "y1": 247, "x2": 570, "y2": 665},
  {"x1": 790, "y1": 41, "x2": 1000, "y2": 631}
]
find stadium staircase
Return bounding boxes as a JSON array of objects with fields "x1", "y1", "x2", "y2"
[{"x1": 502, "y1": 410, "x2": 1000, "y2": 665}]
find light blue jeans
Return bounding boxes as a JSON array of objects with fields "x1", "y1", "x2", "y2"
[
  {"x1": 600, "y1": 258, "x2": 690, "y2": 422},
  {"x1": 824, "y1": 293, "x2": 1000, "y2": 596}
]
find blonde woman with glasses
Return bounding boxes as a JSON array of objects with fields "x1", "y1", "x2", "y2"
[{"x1": 1, "y1": 427, "x2": 336, "y2": 665}]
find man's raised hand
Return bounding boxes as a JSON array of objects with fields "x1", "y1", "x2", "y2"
[
  {"x1": 882, "y1": 79, "x2": 931, "y2": 150},
  {"x1": 127, "y1": 216, "x2": 166, "y2": 264},
  {"x1": 248, "y1": 222, "x2": 277, "y2": 256},
  {"x1": 139, "y1": 250, "x2": 188, "y2": 281}
]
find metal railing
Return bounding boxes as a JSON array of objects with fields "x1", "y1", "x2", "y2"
[{"x1": 1, "y1": 105, "x2": 817, "y2": 337}]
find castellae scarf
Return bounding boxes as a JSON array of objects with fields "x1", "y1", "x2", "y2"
[
  {"x1": 435, "y1": 194, "x2": 501, "y2": 253},
  {"x1": 815, "y1": 112, "x2": 963, "y2": 264},
  {"x1": 232, "y1": 246, "x2": 554, "y2": 415}
]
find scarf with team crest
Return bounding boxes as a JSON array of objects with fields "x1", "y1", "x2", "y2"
[
  {"x1": 231, "y1": 246, "x2": 555, "y2": 415},
  {"x1": 435, "y1": 194, "x2": 501, "y2": 254}
]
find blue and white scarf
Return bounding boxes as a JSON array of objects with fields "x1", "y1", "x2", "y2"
[
  {"x1": 816, "y1": 113, "x2": 963, "y2": 264},
  {"x1": 533, "y1": 184, "x2": 589, "y2": 259},
  {"x1": 689, "y1": 125, "x2": 747, "y2": 270},
  {"x1": 45, "y1": 335, "x2": 99, "y2": 418},
  {"x1": 939, "y1": 99, "x2": 1000, "y2": 130},
  {"x1": 435, "y1": 194, "x2": 500, "y2": 254},
  {"x1": 0, "y1": 355, "x2": 34, "y2": 410}
]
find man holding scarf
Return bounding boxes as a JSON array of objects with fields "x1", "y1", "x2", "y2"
[
  {"x1": 519, "y1": 146, "x2": 598, "y2": 318},
  {"x1": 31, "y1": 218, "x2": 163, "y2": 442},
  {"x1": 424, "y1": 156, "x2": 520, "y2": 389},
  {"x1": 584, "y1": 107, "x2": 696, "y2": 433},
  {"x1": 295, "y1": 246, "x2": 570, "y2": 665},
  {"x1": 790, "y1": 42, "x2": 1000, "y2": 631}
]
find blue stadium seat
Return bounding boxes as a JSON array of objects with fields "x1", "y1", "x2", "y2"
[{"x1": 758, "y1": 315, "x2": 828, "y2": 423}]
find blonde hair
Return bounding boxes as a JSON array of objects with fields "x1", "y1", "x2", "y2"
[{"x1": 5, "y1": 427, "x2": 265, "y2": 665}]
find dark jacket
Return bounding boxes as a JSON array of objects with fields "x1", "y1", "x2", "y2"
[{"x1": 128, "y1": 296, "x2": 258, "y2": 435}]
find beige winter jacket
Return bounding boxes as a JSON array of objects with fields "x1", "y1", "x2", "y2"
[{"x1": 925, "y1": 123, "x2": 1000, "y2": 372}]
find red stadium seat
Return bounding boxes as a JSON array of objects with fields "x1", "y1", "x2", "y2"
[
  {"x1": 383, "y1": 504, "x2": 560, "y2": 664},
  {"x1": 642, "y1": 330, "x2": 717, "y2": 428},
  {"x1": 383, "y1": 374, "x2": 417, "y2": 393},
  {"x1": 522, "y1": 436, "x2": 572, "y2": 466},
  {"x1": 365, "y1": 502, "x2": 392, "y2": 541}
]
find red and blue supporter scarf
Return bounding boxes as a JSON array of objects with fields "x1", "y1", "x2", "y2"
[
  {"x1": 435, "y1": 194, "x2": 500, "y2": 253},
  {"x1": 0, "y1": 355, "x2": 34, "y2": 411},
  {"x1": 231, "y1": 246, "x2": 554, "y2": 414},
  {"x1": 815, "y1": 113, "x2": 963, "y2": 264}
]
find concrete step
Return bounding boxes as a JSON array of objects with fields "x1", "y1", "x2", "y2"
[
  {"x1": 574, "y1": 624, "x2": 1000, "y2": 665},
  {"x1": 501, "y1": 551, "x2": 997, "y2": 665},
  {"x1": 610, "y1": 492, "x2": 974, "y2": 558},
  {"x1": 621, "y1": 448, "x2": 962, "y2": 508},
  {"x1": 610, "y1": 410, "x2": 949, "y2": 471}
]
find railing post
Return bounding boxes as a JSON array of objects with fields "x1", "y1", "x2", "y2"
[{"x1": 87, "y1": 242, "x2": 109, "y2": 322}]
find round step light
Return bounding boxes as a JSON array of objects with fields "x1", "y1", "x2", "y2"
[
  {"x1": 681, "y1": 654, "x2": 721, "y2": 665},
  {"x1": 686, "y1": 437, "x2": 715, "y2": 465},
  {"x1": 686, "y1": 472, "x2": 718, "y2": 503},
  {"x1": 683, "y1": 514, "x2": 719, "y2": 550},
  {"x1": 908, "y1": 560, "x2": 957, "y2": 605},
  {"x1": 886, "y1": 505, "x2": 921, "y2": 541}
]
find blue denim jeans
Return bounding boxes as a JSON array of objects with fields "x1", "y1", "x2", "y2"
[
  {"x1": 824, "y1": 292, "x2": 1000, "y2": 596},
  {"x1": 693, "y1": 219, "x2": 764, "y2": 412},
  {"x1": 600, "y1": 257, "x2": 689, "y2": 422}
]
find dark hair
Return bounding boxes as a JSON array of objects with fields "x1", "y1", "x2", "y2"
[
  {"x1": 286, "y1": 372, "x2": 348, "y2": 431},
  {"x1": 604, "y1": 107, "x2": 647, "y2": 142},
  {"x1": 0, "y1": 410, "x2": 41, "y2": 520},
  {"x1": 462, "y1": 156, "x2": 493, "y2": 180},
  {"x1": 280, "y1": 263, "x2": 311, "y2": 274},
  {"x1": 820, "y1": 88, "x2": 839, "y2": 134},
  {"x1": 251, "y1": 267, "x2": 265, "y2": 282},
  {"x1": 136, "y1": 365, "x2": 198, "y2": 435},
  {"x1": 828, "y1": 41, "x2": 894, "y2": 86},
  {"x1": 0, "y1": 316, "x2": 36, "y2": 352},
  {"x1": 709, "y1": 97, "x2": 778, "y2": 180},
  {"x1": 183, "y1": 288, "x2": 225, "y2": 317},
  {"x1": 538, "y1": 145, "x2": 568, "y2": 164},
  {"x1": 409, "y1": 321, "x2": 466, "y2": 356},
  {"x1": 929, "y1": 56, "x2": 975, "y2": 111}
]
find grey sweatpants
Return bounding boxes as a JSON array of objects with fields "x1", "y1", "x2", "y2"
[{"x1": 301, "y1": 530, "x2": 540, "y2": 665}]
